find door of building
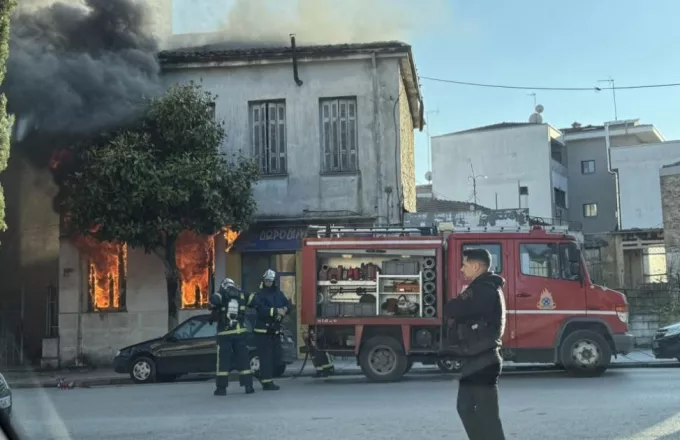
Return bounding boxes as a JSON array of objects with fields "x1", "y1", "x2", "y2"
[{"x1": 241, "y1": 253, "x2": 298, "y2": 352}]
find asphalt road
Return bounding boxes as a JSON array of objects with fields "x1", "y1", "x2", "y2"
[{"x1": 8, "y1": 369, "x2": 680, "y2": 440}]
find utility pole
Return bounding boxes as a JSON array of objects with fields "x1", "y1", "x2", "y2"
[{"x1": 597, "y1": 78, "x2": 618, "y2": 121}]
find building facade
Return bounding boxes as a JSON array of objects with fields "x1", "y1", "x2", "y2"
[
  {"x1": 430, "y1": 122, "x2": 569, "y2": 224},
  {"x1": 563, "y1": 120, "x2": 665, "y2": 234},
  {"x1": 54, "y1": 41, "x2": 424, "y2": 365}
]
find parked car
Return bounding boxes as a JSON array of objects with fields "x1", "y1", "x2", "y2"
[
  {"x1": 0, "y1": 373, "x2": 11, "y2": 419},
  {"x1": 652, "y1": 321, "x2": 680, "y2": 362},
  {"x1": 113, "y1": 312, "x2": 296, "y2": 384}
]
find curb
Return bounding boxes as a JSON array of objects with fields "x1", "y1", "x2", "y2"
[{"x1": 8, "y1": 361, "x2": 677, "y2": 389}]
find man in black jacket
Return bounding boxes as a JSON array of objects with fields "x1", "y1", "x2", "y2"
[{"x1": 444, "y1": 248, "x2": 506, "y2": 440}]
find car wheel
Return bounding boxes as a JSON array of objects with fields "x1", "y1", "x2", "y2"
[
  {"x1": 129, "y1": 356, "x2": 156, "y2": 384},
  {"x1": 359, "y1": 336, "x2": 408, "y2": 382},
  {"x1": 436, "y1": 358, "x2": 462, "y2": 373},
  {"x1": 274, "y1": 364, "x2": 286, "y2": 378},
  {"x1": 560, "y1": 330, "x2": 611, "y2": 377}
]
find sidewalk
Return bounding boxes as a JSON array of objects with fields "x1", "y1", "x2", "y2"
[{"x1": 3, "y1": 350, "x2": 676, "y2": 389}]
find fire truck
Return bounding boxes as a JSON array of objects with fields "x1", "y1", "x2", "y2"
[{"x1": 300, "y1": 223, "x2": 634, "y2": 382}]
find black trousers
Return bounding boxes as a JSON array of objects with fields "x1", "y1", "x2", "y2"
[
  {"x1": 216, "y1": 333, "x2": 253, "y2": 390},
  {"x1": 456, "y1": 363, "x2": 505, "y2": 440},
  {"x1": 255, "y1": 333, "x2": 282, "y2": 384},
  {"x1": 312, "y1": 349, "x2": 334, "y2": 373}
]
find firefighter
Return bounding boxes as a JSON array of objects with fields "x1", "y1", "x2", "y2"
[
  {"x1": 253, "y1": 269, "x2": 290, "y2": 391},
  {"x1": 305, "y1": 329, "x2": 335, "y2": 377},
  {"x1": 209, "y1": 277, "x2": 256, "y2": 396}
]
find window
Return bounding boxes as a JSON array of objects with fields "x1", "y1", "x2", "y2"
[
  {"x1": 583, "y1": 203, "x2": 598, "y2": 217},
  {"x1": 87, "y1": 243, "x2": 127, "y2": 312},
  {"x1": 520, "y1": 243, "x2": 581, "y2": 280},
  {"x1": 320, "y1": 97, "x2": 358, "y2": 172},
  {"x1": 519, "y1": 186, "x2": 529, "y2": 209},
  {"x1": 250, "y1": 101, "x2": 287, "y2": 175},
  {"x1": 554, "y1": 188, "x2": 566, "y2": 209},
  {"x1": 172, "y1": 319, "x2": 203, "y2": 340},
  {"x1": 192, "y1": 320, "x2": 217, "y2": 339},
  {"x1": 462, "y1": 243, "x2": 503, "y2": 274},
  {"x1": 581, "y1": 160, "x2": 595, "y2": 174},
  {"x1": 172, "y1": 318, "x2": 215, "y2": 340}
]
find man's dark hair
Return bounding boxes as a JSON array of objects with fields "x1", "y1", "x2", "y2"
[{"x1": 462, "y1": 248, "x2": 492, "y2": 269}]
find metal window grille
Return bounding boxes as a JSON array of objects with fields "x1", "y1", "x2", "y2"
[
  {"x1": 251, "y1": 101, "x2": 287, "y2": 175},
  {"x1": 320, "y1": 98, "x2": 358, "y2": 172}
]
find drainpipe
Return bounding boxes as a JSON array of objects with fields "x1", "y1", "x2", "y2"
[
  {"x1": 290, "y1": 34, "x2": 303, "y2": 87},
  {"x1": 371, "y1": 52, "x2": 384, "y2": 224},
  {"x1": 605, "y1": 123, "x2": 622, "y2": 230}
]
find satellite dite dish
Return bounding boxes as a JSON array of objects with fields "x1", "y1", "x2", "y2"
[
  {"x1": 529, "y1": 104, "x2": 544, "y2": 124},
  {"x1": 425, "y1": 171, "x2": 432, "y2": 182}
]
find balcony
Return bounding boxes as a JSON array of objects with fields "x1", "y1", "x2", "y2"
[{"x1": 551, "y1": 159, "x2": 567, "y2": 176}]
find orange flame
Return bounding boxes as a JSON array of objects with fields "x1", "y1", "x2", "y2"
[
  {"x1": 223, "y1": 227, "x2": 240, "y2": 253},
  {"x1": 176, "y1": 231, "x2": 215, "y2": 308},
  {"x1": 73, "y1": 235, "x2": 126, "y2": 311},
  {"x1": 50, "y1": 149, "x2": 71, "y2": 171}
]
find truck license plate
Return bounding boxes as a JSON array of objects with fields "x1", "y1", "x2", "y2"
[{"x1": 0, "y1": 396, "x2": 11, "y2": 409}]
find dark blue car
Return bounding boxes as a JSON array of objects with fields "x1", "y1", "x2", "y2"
[{"x1": 113, "y1": 313, "x2": 296, "y2": 384}]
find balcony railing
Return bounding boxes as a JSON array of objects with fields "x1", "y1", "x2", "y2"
[{"x1": 551, "y1": 159, "x2": 568, "y2": 176}]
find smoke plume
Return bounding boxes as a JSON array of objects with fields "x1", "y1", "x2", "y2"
[
  {"x1": 6, "y1": 0, "x2": 163, "y2": 162},
  {"x1": 169, "y1": 0, "x2": 452, "y2": 50}
]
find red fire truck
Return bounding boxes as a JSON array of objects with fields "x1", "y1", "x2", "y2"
[{"x1": 300, "y1": 223, "x2": 634, "y2": 382}]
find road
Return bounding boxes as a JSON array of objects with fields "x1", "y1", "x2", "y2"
[{"x1": 8, "y1": 369, "x2": 680, "y2": 440}]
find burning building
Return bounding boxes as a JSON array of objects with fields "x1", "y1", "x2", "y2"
[{"x1": 176, "y1": 231, "x2": 215, "y2": 309}]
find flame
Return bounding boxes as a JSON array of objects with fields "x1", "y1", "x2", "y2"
[
  {"x1": 50, "y1": 149, "x2": 71, "y2": 171},
  {"x1": 223, "y1": 227, "x2": 240, "y2": 253},
  {"x1": 177, "y1": 231, "x2": 215, "y2": 308},
  {"x1": 73, "y1": 235, "x2": 126, "y2": 311}
]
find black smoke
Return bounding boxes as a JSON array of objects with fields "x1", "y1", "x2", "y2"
[{"x1": 6, "y1": 0, "x2": 163, "y2": 166}]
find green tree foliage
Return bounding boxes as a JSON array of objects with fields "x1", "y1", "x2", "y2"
[
  {"x1": 54, "y1": 83, "x2": 259, "y2": 329},
  {"x1": 0, "y1": 0, "x2": 17, "y2": 236}
]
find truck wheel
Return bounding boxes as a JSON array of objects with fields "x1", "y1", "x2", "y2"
[
  {"x1": 359, "y1": 336, "x2": 408, "y2": 382},
  {"x1": 436, "y1": 358, "x2": 462, "y2": 374},
  {"x1": 560, "y1": 330, "x2": 611, "y2": 377}
]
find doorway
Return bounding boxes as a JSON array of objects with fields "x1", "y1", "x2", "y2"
[{"x1": 241, "y1": 253, "x2": 298, "y2": 351}]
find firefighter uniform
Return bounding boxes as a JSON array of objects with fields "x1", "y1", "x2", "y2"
[
  {"x1": 210, "y1": 278, "x2": 257, "y2": 396},
  {"x1": 312, "y1": 348, "x2": 335, "y2": 377},
  {"x1": 305, "y1": 330, "x2": 335, "y2": 377},
  {"x1": 253, "y1": 269, "x2": 290, "y2": 391}
]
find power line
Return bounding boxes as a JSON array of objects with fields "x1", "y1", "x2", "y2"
[{"x1": 419, "y1": 76, "x2": 680, "y2": 92}]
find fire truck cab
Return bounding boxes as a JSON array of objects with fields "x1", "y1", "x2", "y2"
[{"x1": 300, "y1": 223, "x2": 634, "y2": 382}]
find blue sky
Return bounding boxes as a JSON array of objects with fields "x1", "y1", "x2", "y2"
[{"x1": 173, "y1": 0, "x2": 680, "y2": 185}]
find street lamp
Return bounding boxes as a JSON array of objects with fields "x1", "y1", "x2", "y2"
[{"x1": 468, "y1": 162, "x2": 487, "y2": 207}]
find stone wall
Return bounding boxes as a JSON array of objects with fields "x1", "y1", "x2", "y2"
[
  {"x1": 660, "y1": 164, "x2": 680, "y2": 278},
  {"x1": 624, "y1": 286, "x2": 678, "y2": 347}
]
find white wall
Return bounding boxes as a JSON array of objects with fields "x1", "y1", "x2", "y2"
[
  {"x1": 162, "y1": 55, "x2": 410, "y2": 224},
  {"x1": 610, "y1": 141, "x2": 680, "y2": 230},
  {"x1": 431, "y1": 124, "x2": 553, "y2": 217}
]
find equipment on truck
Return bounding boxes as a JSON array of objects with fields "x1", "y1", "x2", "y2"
[{"x1": 300, "y1": 223, "x2": 634, "y2": 382}]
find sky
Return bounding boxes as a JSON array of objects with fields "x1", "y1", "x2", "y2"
[{"x1": 172, "y1": 0, "x2": 680, "y2": 187}]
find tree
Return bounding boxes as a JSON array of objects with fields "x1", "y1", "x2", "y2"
[
  {"x1": 0, "y1": 0, "x2": 16, "y2": 237},
  {"x1": 54, "y1": 83, "x2": 259, "y2": 329}
]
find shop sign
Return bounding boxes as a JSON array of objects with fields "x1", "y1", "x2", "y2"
[{"x1": 237, "y1": 227, "x2": 307, "y2": 252}]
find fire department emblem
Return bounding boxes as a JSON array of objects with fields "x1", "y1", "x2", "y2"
[{"x1": 537, "y1": 288, "x2": 556, "y2": 310}]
